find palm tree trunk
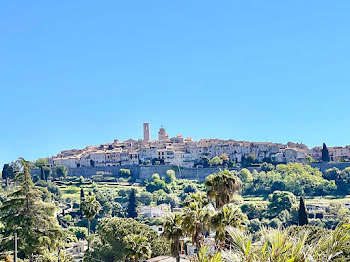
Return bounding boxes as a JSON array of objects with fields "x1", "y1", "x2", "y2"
[
  {"x1": 88, "y1": 219, "x2": 90, "y2": 250},
  {"x1": 175, "y1": 239, "x2": 180, "y2": 262}
]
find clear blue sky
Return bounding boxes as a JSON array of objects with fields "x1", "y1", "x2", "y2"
[{"x1": 1, "y1": 1, "x2": 350, "y2": 167}]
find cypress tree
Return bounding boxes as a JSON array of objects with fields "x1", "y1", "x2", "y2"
[
  {"x1": 298, "y1": 197, "x2": 308, "y2": 226},
  {"x1": 80, "y1": 188, "x2": 85, "y2": 200},
  {"x1": 40, "y1": 166, "x2": 45, "y2": 180},
  {"x1": 80, "y1": 188, "x2": 85, "y2": 217},
  {"x1": 322, "y1": 143, "x2": 330, "y2": 162},
  {"x1": 127, "y1": 189, "x2": 138, "y2": 218}
]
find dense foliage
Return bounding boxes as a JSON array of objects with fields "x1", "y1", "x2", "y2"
[{"x1": 84, "y1": 217, "x2": 170, "y2": 262}]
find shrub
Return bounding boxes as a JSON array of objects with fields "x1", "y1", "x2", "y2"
[{"x1": 119, "y1": 169, "x2": 131, "y2": 177}]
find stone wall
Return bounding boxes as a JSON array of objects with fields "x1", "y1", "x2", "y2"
[
  {"x1": 30, "y1": 162, "x2": 350, "y2": 182},
  {"x1": 310, "y1": 162, "x2": 350, "y2": 172},
  {"x1": 31, "y1": 165, "x2": 240, "y2": 181}
]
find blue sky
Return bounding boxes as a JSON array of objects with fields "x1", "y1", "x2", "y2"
[{"x1": 1, "y1": 1, "x2": 350, "y2": 167}]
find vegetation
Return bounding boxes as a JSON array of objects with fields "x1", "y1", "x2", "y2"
[
  {"x1": 0, "y1": 161, "x2": 66, "y2": 260},
  {"x1": 298, "y1": 197, "x2": 308, "y2": 226},
  {"x1": 1, "y1": 159, "x2": 350, "y2": 261},
  {"x1": 322, "y1": 142, "x2": 330, "y2": 162}
]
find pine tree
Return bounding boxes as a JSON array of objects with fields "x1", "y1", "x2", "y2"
[
  {"x1": 298, "y1": 197, "x2": 308, "y2": 226},
  {"x1": 0, "y1": 161, "x2": 65, "y2": 260},
  {"x1": 322, "y1": 143, "x2": 330, "y2": 162},
  {"x1": 127, "y1": 189, "x2": 138, "y2": 218}
]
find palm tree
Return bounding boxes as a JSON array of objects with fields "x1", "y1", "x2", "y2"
[
  {"x1": 182, "y1": 192, "x2": 214, "y2": 254},
  {"x1": 223, "y1": 222, "x2": 350, "y2": 262},
  {"x1": 81, "y1": 194, "x2": 101, "y2": 250},
  {"x1": 211, "y1": 204, "x2": 247, "y2": 245},
  {"x1": 123, "y1": 234, "x2": 151, "y2": 262},
  {"x1": 163, "y1": 212, "x2": 184, "y2": 262},
  {"x1": 205, "y1": 169, "x2": 240, "y2": 210}
]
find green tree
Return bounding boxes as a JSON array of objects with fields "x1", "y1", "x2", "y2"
[
  {"x1": 182, "y1": 192, "x2": 212, "y2": 252},
  {"x1": 0, "y1": 162, "x2": 65, "y2": 260},
  {"x1": 2, "y1": 163, "x2": 14, "y2": 184},
  {"x1": 211, "y1": 204, "x2": 247, "y2": 243},
  {"x1": 165, "y1": 169, "x2": 176, "y2": 183},
  {"x1": 163, "y1": 212, "x2": 184, "y2": 262},
  {"x1": 305, "y1": 155, "x2": 314, "y2": 164},
  {"x1": 81, "y1": 194, "x2": 101, "y2": 249},
  {"x1": 205, "y1": 169, "x2": 240, "y2": 209},
  {"x1": 35, "y1": 158, "x2": 47, "y2": 168},
  {"x1": 69, "y1": 226, "x2": 88, "y2": 240},
  {"x1": 200, "y1": 156, "x2": 210, "y2": 168},
  {"x1": 267, "y1": 190, "x2": 296, "y2": 217},
  {"x1": 242, "y1": 154, "x2": 257, "y2": 167},
  {"x1": 42, "y1": 166, "x2": 52, "y2": 181},
  {"x1": 124, "y1": 234, "x2": 151, "y2": 262},
  {"x1": 337, "y1": 167, "x2": 350, "y2": 194},
  {"x1": 85, "y1": 217, "x2": 170, "y2": 262},
  {"x1": 127, "y1": 189, "x2": 138, "y2": 218},
  {"x1": 137, "y1": 191, "x2": 153, "y2": 205},
  {"x1": 209, "y1": 156, "x2": 223, "y2": 167},
  {"x1": 55, "y1": 165, "x2": 68, "y2": 180},
  {"x1": 146, "y1": 174, "x2": 170, "y2": 193},
  {"x1": 219, "y1": 153, "x2": 230, "y2": 166},
  {"x1": 298, "y1": 197, "x2": 308, "y2": 226},
  {"x1": 241, "y1": 203, "x2": 263, "y2": 220},
  {"x1": 261, "y1": 162, "x2": 275, "y2": 172},
  {"x1": 323, "y1": 167, "x2": 340, "y2": 181},
  {"x1": 120, "y1": 168, "x2": 131, "y2": 177},
  {"x1": 322, "y1": 143, "x2": 330, "y2": 162}
]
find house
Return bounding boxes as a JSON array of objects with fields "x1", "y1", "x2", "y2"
[
  {"x1": 138, "y1": 204, "x2": 170, "y2": 218},
  {"x1": 62, "y1": 240, "x2": 88, "y2": 262}
]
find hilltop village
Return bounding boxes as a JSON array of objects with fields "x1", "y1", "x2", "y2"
[{"x1": 47, "y1": 123, "x2": 350, "y2": 169}]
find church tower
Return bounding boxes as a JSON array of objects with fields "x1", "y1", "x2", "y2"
[{"x1": 143, "y1": 123, "x2": 150, "y2": 142}]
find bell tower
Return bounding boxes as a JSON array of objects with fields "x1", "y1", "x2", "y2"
[{"x1": 143, "y1": 123, "x2": 150, "y2": 142}]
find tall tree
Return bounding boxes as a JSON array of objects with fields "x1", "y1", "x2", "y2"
[
  {"x1": 42, "y1": 166, "x2": 52, "y2": 182},
  {"x1": 55, "y1": 165, "x2": 68, "y2": 180},
  {"x1": 124, "y1": 234, "x2": 151, "y2": 262},
  {"x1": 268, "y1": 191, "x2": 296, "y2": 217},
  {"x1": 127, "y1": 189, "x2": 138, "y2": 218},
  {"x1": 80, "y1": 188, "x2": 85, "y2": 217},
  {"x1": 0, "y1": 161, "x2": 64, "y2": 260},
  {"x1": 211, "y1": 204, "x2": 247, "y2": 244},
  {"x1": 2, "y1": 163, "x2": 14, "y2": 185},
  {"x1": 81, "y1": 194, "x2": 101, "y2": 250},
  {"x1": 182, "y1": 192, "x2": 212, "y2": 253},
  {"x1": 205, "y1": 169, "x2": 240, "y2": 209},
  {"x1": 322, "y1": 143, "x2": 330, "y2": 162},
  {"x1": 35, "y1": 158, "x2": 47, "y2": 168},
  {"x1": 298, "y1": 197, "x2": 308, "y2": 226},
  {"x1": 163, "y1": 212, "x2": 184, "y2": 262}
]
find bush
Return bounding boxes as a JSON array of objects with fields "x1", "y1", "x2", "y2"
[
  {"x1": 183, "y1": 183, "x2": 197, "y2": 194},
  {"x1": 261, "y1": 162, "x2": 275, "y2": 172},
  {"x1": 248, "y1": 218, "x2": 261, "y2": 232},
  {"x1": 137, "y1": 191, "x2": 153, "y2": 205},
  {"x1": 146, "y1": 174, "x2": 170, "y2": 193},
  {"x1": 164, "y1": 170, "x2": 176, "y2": 183},
  {"x1": 119, "y1": 169, "x2": 131, "y2": 177},
  {"x1": 287, "y1": 225, "x2": 331, "y2": 245},
  {"x1": 269, "y1": 218, "x2": 282, "y2": 228},
  {"x1": 85, "y1": 217, "x2": 170, "y2": 261},
  {"x1": 69, "y1": 226, "x2": 88, "y2": 239},
  {"x1": 241, "y1": 203, "x2": 263, "y2": 220}
]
